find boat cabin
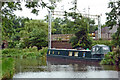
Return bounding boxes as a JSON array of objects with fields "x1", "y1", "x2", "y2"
[
  {"x1": 91, "y1": 44, "x2": 110, "y2": 58},
  {"x1": 47, "y1": 45, "x2": 110, "y2": 60}
]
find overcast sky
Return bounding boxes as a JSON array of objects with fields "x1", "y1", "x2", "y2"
[{"x1": 14, "y1": 0, "x2": 112, "y2": 25}]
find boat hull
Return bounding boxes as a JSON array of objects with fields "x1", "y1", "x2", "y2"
[{"x1": 47, "y1": 49, "x2": 103, "y2": 61}]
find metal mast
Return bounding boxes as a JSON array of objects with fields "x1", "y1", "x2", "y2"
[
  {"x1": 48, "y1": 10, "x2": 52, "y2": 49},
  {"x1": 98, "y1": 15, "x2": 101, "y2": 39},
  {"x1": 74, "y1": 0, "x2": 77, "y2": 13}
]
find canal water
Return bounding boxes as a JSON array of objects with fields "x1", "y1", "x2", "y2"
[{"x1": 13, "y1": 57, "x2": 119, "y2": 78}]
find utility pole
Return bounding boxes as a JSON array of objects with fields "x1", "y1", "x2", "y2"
[
  {"x1": 51, "y1": 10, "x2": 102, "y2": 39},
  {"x1": 74, "y1": 0, "x2": 77, "y2": 13},
  {"x1": 48, "y1": 10, "x2": 52, "y2": 49},
  {"x1": 98, "y1": 15, "x2": 101, "y2": 39}
]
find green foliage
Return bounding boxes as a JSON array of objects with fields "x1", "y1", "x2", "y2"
[
  {"x1": 69, "y1": 36, "x2": 79, "y2": 48},
  {"x1": 100, "y1": 46, "x2": 120, "y2": 65},
  {"x1": 0, "y1": 59, "x2": 1, "y2": 80},
  {"x1": 29, "y1": 29, "x2": 48, "y2": 49},
  {"x1": 2, "y1": 48, "x2": 22, "y2": 58},
  {"x1": 18, "y1": 20, "x2": 48, "y2": 49},
  {"x1": 52, "y1": 18, "x2": 64, "y2": 34},
  {"x1": 112, "y1": 32, "x2": 120, "y2": 47},
  {"x1": 1, "y1": 1, "x2": 60, "y2": 49},
  {"x1": 2, "y1": 58, "x2": 15, "y2": 79},
  {"x1": 69, "y1": 18, "x2": 93, "y2": 49},
  {"x1": 39, "y1": 47, "x2": 48, "y2": 56},
  {"x1": 50, "y1": 12, "x2": 96, "y2": 34},
  {"x1": 100, "y1": 52, "x2": 115, "y2": 65},
  {"x1": 92, "y1": 40, "x2": 112, "y2": 47},
  {"x1": 2, "y1": 16, "x2": 29, "y2": 48},
  {"x1": 2, "y1": 47, "x2": 48, "y2": 59},
  {"x1": 106, "y1": 1, "x2": 120, "y2": 47},
  {"x1": 79, "y1": 36, "x2": 93, "y2": 49}
]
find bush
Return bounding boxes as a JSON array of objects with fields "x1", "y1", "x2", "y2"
[
  {"x1": 92, "y1": 40, "x2": 112, "y2": 47},
  {"x1": 100, "y1": 51, "x2": 120, "y2": 65},
  {"x1": 39, "y1": 47, "x2": 48, "y2": 56},
  {"x1": 2, "y1": 48, "x2": 22, "y2": 58}
]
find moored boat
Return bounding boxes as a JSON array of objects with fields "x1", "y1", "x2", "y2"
[{"x1": 47, "y1": 45, "x2": 110, "y2": 61}]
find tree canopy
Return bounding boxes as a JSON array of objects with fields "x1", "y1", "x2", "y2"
[
  {"x1": 106, "y1": 0, "x2": 120, "y2": 47},
  {"x1": 0, "y1": 1, "x2": 60, "y2": 49}
]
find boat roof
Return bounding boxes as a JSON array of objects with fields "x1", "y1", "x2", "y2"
[{"x1": 49, "y1": 48, "x2": 91, "y2": 51}]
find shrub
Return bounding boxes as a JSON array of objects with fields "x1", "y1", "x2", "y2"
[
  {"x1": 92, "y1": 40, "x2": 112, "y2": 47},
  {"x1": 2, "y1": 48, "x2": 22, "y2": 58},
  {"x1": 39, "y1": 47, "x2": 48, "y2": 56},
  {"x1": 100, "y1": 51, "x2": 119, "y2": 65}
]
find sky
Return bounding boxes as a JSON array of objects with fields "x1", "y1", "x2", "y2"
[{"x1": 14, "y1": 0, "x2": 112, "y2": 25}]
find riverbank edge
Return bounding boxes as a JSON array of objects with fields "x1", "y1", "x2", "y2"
[{"x1": 1, "y1": 47, "x2": 48, "y2": 80}]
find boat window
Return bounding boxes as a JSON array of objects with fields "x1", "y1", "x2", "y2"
[
  {"x1": 74, "y1": 52, "x2": 78, "y2": 57},
  {"x1": 52, "y1": 51, "x2": 54, "y2": 54},
  {"x1": 83, "y1": 52, "x2": 85, "y2": 57},
  {"x1": 103, "y1": 47, "x2": 109, "y2": 50},
  {"x1": 49, "y1": 50, "x2": 50, "y2": 54},
  {"x1": 69, "y1": 52, "x2": 72, "y2": 56},
  {"x1": 92, "y1": 47, "x2": 95, "y2": 52},
  {"x1": 96, "y1": 47, "x2": 99, "y2": 51},
  {"x1": 58, "y1": 52, "x2": 60, "y2": 55}
]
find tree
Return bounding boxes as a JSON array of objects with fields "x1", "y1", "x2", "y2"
[
  {"x1": 52, "y1": 18, "x2": 63, "y2": 34},
  {"x1": 19, "y1": 20, "x2": 48, "y2": 49},
  {"x1": 88, "y1": 19, "x2": 96, "y2": 33},
  {"x1": 29, "y1": 28, "x2": 48, "y2": 50},
  {"x1": 0, "y1": 1, "x2": 61, "y2": 48},
  {"x1": 106, "y1": 0, "x2": 120, "y2": 47},
  {"x1": 74, "y1": 18, "x2": 93, "y2": 49},
  {"x1": 2, "y1": 16, "x2": 29, "y2": 48},
  {"x1": 103, "y1": 0, "x2": 120, "y2": 66}
]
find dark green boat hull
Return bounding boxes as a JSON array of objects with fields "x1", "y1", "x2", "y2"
[{"x1": 47, "y1": 49, "x2": 104, "y2": 61}]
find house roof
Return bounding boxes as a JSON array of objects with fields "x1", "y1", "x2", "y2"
[
  {"x1": 109, "y1": 25, "x2": 118, "y2": 33},
  {"x1": 95, "y1": 27, "x2": 109, "y2": 33},
  {"x1": 95, "y1": 25, "x2": 118, "y2": 34}
]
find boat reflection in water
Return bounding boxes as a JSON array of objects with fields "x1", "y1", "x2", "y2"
[
  {"x1": 13, "y1": 58, "x2": 119, "y2": 78},
  {"x1": 47, "y1": 57, "x2": 119, "y2": 78}
]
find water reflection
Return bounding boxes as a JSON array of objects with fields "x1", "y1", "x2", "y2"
[{"x1": 13, "y1": 57, "x2": 119, "y2": 78}]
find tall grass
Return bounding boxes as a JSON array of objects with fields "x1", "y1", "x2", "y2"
[
  {"x1": 2, "y1": 58, "x2": 15, "y2": 80},
  {"x1": 0, "y1": 58, "x2": 2, "y2": 80},
  {"x1": 1, "y1": 47, "x2": 48, "y2": 80},
  {"x1": 2, "y1": 47, "x2": 48, "y2": 59}
]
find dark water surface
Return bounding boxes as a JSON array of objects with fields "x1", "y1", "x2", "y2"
[{"x1": 13, "y1": 57, "x2": 119, "y2": 78}]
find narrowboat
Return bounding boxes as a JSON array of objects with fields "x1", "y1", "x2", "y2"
[{"x1": 47, "y1": 45, "x2": 110, "y2": 61}]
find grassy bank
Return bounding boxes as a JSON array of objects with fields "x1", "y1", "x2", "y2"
[
  {"x1": 0, "y1": 58, "x2": 2, "y2": 80},
  {"x1": 1, "y1": 47, "x2": 48, "y2": 80},
  {"x1": 2, "y1": 58, "x2": 15, "y2": 80},
  {"x1": 2, "y1": 47, "x2": 48, "y2": 59}
]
